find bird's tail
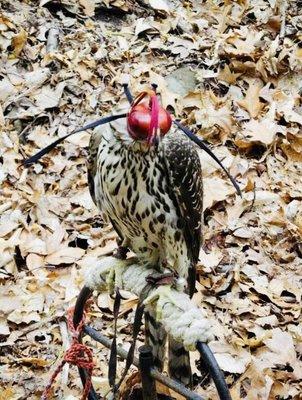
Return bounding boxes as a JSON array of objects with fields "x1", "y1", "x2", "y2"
[
  {"x1": 168, "y1": 337, "x2": 192, "y2": 387},
  {"x1": 145, "y1": 307, "x2": 192, "y2": 387},
  {"x1": 144, "y1": 308, "x2": 167, "y2": 371}
]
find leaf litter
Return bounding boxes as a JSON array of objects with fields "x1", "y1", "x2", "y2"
[{"x1": 0, "y1": 0, "x2": 301, "y2": 399}]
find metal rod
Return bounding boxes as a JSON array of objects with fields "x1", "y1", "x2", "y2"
[
  {"x1": 197, "y1": 342, "x2": 231, "y2": 400},
  {"x1": 139, "y1": 345, "x2": 158, "y2": 400},
  {"x1": 23, "y1": 114, "x2": 127, "y2": 166},
  {"x1": 123, "y1": 84, "x2": 133, "y2": 104},
  {"x1": 84, "y1": 325, "x2": 204, "y2": 400},
  {"x1": 173, "y1": 120, "x2": 242, "y2": 197},
  {"x1": 73, "y1": 286, "x2": 93, "y2": 327}
]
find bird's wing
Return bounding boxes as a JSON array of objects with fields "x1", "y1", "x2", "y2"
[
  {"x1": 162, "y1": 130, "x2": 203, "y2": 296},
  {"x1": 87, "y1": 126, "x2": 105, "y2": 205},
  {"x1": 87, "y1": 126, "x2": 125, "y2": 243}
]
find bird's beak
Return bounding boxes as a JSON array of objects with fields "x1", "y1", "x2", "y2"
[{"x1": 148, "y1": 125, "x2": 163, "y2": 146}]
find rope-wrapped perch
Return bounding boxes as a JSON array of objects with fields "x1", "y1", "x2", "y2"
[{"x1": 84, "y1": 256, "x2": 214, "y2": 350}]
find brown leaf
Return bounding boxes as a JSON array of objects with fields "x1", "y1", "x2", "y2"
[
  {"x1": 14, "y1": 357, "x2": 50, "y2": 367},
  {"x1": 79, "y1": 0, "x2": 95, "y2": 16},
  {"x1": 45, "y1": 247, "x2": 85, "y2": 265},
  {"x1": 237, "y1": 79, "x2": 264, "y2": 118},
  {"x1": 218, "y1": 64, "x2": 241, "y2": 84},
  {"x1": 0, "y1": 387, "x2": 15, "y2": 400},
  {"x1": 12, "y1": 28, "x2": 28, "y2": 57}
]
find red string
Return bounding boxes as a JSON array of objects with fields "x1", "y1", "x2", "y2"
[{"x1": 41, "y1": 307, "x2": 94, "y2": 400}]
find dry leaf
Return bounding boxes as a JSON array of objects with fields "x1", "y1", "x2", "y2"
[
  {"x1": 12, "y1": 28, "x2": 27, "y2": 57},
  {"x1": 194, "y1": 103, "x2": 233, "y2": 134},
  {"x1": 203, "y1": 177, "x2": 236, "y2": 210},
  {"x1": 149, "y1": 0, "x2": 170, "y2": 12},
  {"x1": 237, "y1": 79, "x2": 264, "y2": 118},
  {"x1": 135, "y1": 18, "x2": 157, "y2": 36},
  {"x1": 0, "y1": 105, "x2": 4, "y2": 126},
  {"x1": 0, "y1": 318, "x2": 10, "y2": 336},
  {"x1": 14, "y1": 357, "x2": 50, "y2": 367},
  {"x1": 218, "y1": 64, "x2": 241, "y2": 84},
  {"x1": 45, "y1": 247, "x2": 85, "y2": 265},
  {"x1": 0, "y1": 388, "x2": 15, "y2": 400},
  {"x1": 0, "y1": 77, "x2": 16, "y2": 102},
  {"x1": 240, "y1": 117, "x2": 284, "y2": 145},
  {"x1": 34, "y1": 81, "x2": 66, "y2": 109},
  {"x1": 79, "y1": 0, "x2": 95, "y2": 16},
  {"x1": 198, "y1": 248, "x2": 223, "y2": 270}
]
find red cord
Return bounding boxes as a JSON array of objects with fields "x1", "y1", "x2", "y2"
[{"x1": 41, "y1": 307, "x2": 94, "y2": 400}]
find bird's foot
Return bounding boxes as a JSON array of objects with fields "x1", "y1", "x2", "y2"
[
  {"x1": 84, "y1": 256, "x2": 133, "y2": 294},
  {"x1": 107, "y1": 258, "x2": 128, "y2": 295},
  {"x1": 109, "y1": 243, "x2": 129, "y2": 292}
]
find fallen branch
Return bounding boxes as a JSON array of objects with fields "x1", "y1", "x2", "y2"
[{"x1": 59, "y1": 320, "x2": 70, "y2": 387}]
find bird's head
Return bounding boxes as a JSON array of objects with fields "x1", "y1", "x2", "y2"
[
  {"x1": 127, "y1": 90, "x2": 172, "y2": 145},
  {"x1": 22, "y1": 83, "x2": 241, "y2": 197}
]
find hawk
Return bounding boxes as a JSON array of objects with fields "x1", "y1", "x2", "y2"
[{"x1": 87, "y1": 89, "x2": 203, "y2": 386}]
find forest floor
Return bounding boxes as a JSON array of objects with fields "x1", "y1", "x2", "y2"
[{"x1": 0, "y1": 0, "x2": 301, "y2": 399}]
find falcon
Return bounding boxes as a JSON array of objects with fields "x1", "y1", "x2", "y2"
[{"x1": 87, "y1": 89, "x2": 202, "y2": 386}]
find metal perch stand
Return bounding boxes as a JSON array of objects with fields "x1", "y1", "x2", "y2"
[{"x1": 73, "y1": 282, "x2": 232, "y2": 400}]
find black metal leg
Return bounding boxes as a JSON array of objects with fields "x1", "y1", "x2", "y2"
[
  {"x1": 84, "y1": 325, "x2": 204, "y2": 400},
  {"x1": 123, "y1": 84, "x2": 133, "y2": 104},
  {"x1": 139, "y1": 345, "x2": 158, "y2": 400},
  {"x1": 196, "y1": 342, "x2": 232, "y2": 400},
  {"x1": 73, "y1": 286, "x2": 93, "y2": 327}
]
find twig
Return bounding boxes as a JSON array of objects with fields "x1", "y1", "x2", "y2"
[
  {"x1": 46, "y1": 25, "x2": 60, "y2": 53},
  {"x1": 279, "y1": 0, "x2": 288, "y2": 39},
  {"x1": 59, "y1": 320, "x2": 71, "y2": 387}
]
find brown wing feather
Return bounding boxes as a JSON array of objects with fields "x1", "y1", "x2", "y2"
[
  {"x1": 162, "y1": 130, "x2": 203, "y2": 296},
  {"x1": 87, "y1": 129, "x2": 103, "y2": 205}
]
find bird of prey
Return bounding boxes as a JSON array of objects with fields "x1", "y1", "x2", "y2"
[{"x1": 87, "y1": 89, "x2": 203, "y2": 386}]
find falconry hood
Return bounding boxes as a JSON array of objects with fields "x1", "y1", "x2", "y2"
[{"x1": 127, "y1": 90, "x2": 172, "y2": 145}]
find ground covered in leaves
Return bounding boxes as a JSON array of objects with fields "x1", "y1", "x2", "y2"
[{"x1": 0, "y1": 0, "x2": 301, "y2": 399}]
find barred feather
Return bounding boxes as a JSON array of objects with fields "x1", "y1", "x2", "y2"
[
  {"x1": 168, "y1": 337, "x2": 192, "y2": 387},
  {"x1": 145, "y1": 308, "x2": 167, "y2": 371}
]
